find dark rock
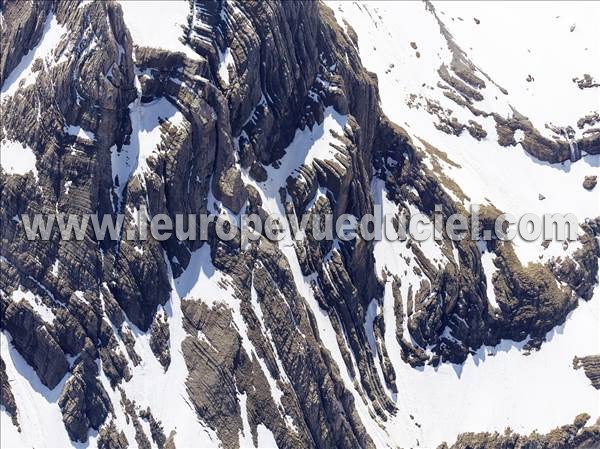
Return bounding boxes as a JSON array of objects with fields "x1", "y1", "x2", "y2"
[
  {"x1": 1, "y1": 298, "x2": 69, "y2": 389},
  {"x1": 97, "y1": 420, "x2": 129, "y2": 449},
  {"x1": 119, "y1": 389, "x2": 152, "y2": 449},
  {"x1": 467, "y1": 120, "x2": 487, "y2": 140},
  {"x1": 139, "y1": 407, "x2": 167, "y2": 449},
  {"x1": 58, "y1": 347, "x2": 112, "y2": 442},
  {"x1": 0, "y1": 357, "x2": 19, "y2": 430},
  {"x1": 149, "y1": 310, "x2": 171, "y2": 370},
  {"x1": 573, "y1": 355, "x2": 600, "y2": 389},
  {"x1": 583, "y1": 175, "x2": 597, "y2": 190},
  {"x1": 440, "y1": 414, "x2": 600, "y2": 448},
  {"x1": 573, "y1": 73, "x2": 600, "y2": 89}
]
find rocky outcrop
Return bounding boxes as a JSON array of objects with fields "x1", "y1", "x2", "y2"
[
  {"x1": 0, "y1": 357, "x2": 19, "y2": 429},
  {"x1": 1, "y1": 0, "x2": 598, "y2": 446},
  {"x1": 149, "y1": 309, "x2": 171, "y2": 370},
  {"x1": 425, "y1": 1, "x2": 600, "y2": 162},
  {"x1": 118, "y1": 389, "x2": 152, "y2": 449},
  {"x1": 139, "y1": 408, "x2": 167, "y2": 449},
  {"x1": 0, "y1": 0, "x2": 52, "y2": 82},
  {"x1": 97, "y1": 420, "x2": 129, "y2": 449},
  {"x1": 439, "y1": 414, "x2": 600, "y2": 449},
  {"x1": 583, "y1": 175, "x2": 597, "y2": 191},
  {"x1": 58, "y1": 342, "x2": 112, "y2": 442},
  {"x1": 1, "y1": 296, "x2": 69, "y2": 389},
  {"x1": 573, "y1": 74, "x2": 600, "y2": 90},
  {"x1": 573, "y1": 355, "x2": 600, "y2": 389}
]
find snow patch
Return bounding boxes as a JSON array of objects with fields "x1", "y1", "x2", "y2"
[
  {"x1": 478, "y1": 244, "x2": 499, "y2": 309},
  {"x1": 241, "y1": 107, "x2": 347, "y2": 216},
  {"x1": 65, "y1": 125, "x2": 95, "y2": 142},
  {"x1": 118, "y1": 1, "x2": 199, "y2": 60},
  {"x1": 111, "y1": 94, "x2": 185, "y2": 209},
  {"x1": 1, "y1": 139, "x2": 38, "y2": 179},
  {"x1": 51, "y1": 259, "x2": 60, "y2": 278},
  {"x1": 1, "y1": 14, "x2": 66, "y2": 98},
  {"x1": 11, "y1": 287, "x2": 55, "y2": 323},
  {"x1": 218, "y1": 47, "x2": 235, "y2": 86},
  {"x1": 256, "y1": 424, "x2": 278, "y2": 448}
]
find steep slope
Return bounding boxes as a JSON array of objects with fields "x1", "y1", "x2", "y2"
[
  {"x1": 0, "y1": 1, "x2": 599, "y2": 449},
  {"x1": 328, "y1": 1, "x2": 600, "y2": 446}
]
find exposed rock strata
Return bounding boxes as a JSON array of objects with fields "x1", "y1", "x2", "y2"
[
  {"x1": 439, "y1": 414, "x2": 600, "y2": 449},
  {"x1": 573, "y1": 355, "x2": 600, "y2": 390},
  {"x1": 0, "y1": 0, "x2": 598, "y2": 447}
]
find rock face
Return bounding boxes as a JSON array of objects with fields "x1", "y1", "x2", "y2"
[
  {"x1": 0, "y1": 1, "x2": 598, "y2": 448},
  {"x1": 574, "y1": 355, "x2": 600, "y2": 389},
  {"x1": 58, "y1": 344, "x2": 112, "y2": 442},
  {"x1": 439, "y1": 414, "x2": 600, "y2": 449},
  {"x1": 1, "y1": 296, "x2": 69, "y2": 389},
  {"x1": 583, "y1": 175, "x2": 597, "y2": 191}
]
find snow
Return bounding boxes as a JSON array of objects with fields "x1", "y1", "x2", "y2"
[
  {"x1": 51, "y1": 259, "x2": 60, "y2": 277},
  {"x1": 102, "y1": 255, "x2": 220, "y2": 449},
  {"x1": 265, "y1": 107, "x2": 346, "y2": 186},
  {"x1": 10, "y1": 287, "x2": 55, "y2": 324},
  {"x1": 1, "y1": 138, "x2": 38, "y2": 179},
  {"x1": 241, "y1": 107, "x2": 347, "y2": 217},
  {"x1": 329, "y1": 2, "x2": 600, "y2": 446},
  {"x1": 364, "y1": 298, "x2": 379, "y2": 355},
  {"x1": 118, "y1": 1, "x2": 199, "y2": 60},
  {"x1": 111, "y1": 91, "x2": 185, "y2": 209},
  {"x1": 1, "y1": 14, "x2": 66, "y2": 98},
  {"x1": 256, "y1": 424, "x2": 278, "y2": 448},
  {"x1": 237, "y1": 392, "x2": 254, "y2": 448},
  {"x1": 77, "y1": 0, "x2": 93, "y2": 9},
  {"x1": 433, "y1": 1, "x2": 600, "y2": 139},
  {"x1": 328, "y1": 0, "x2": 600, "y2": 264},
  {"x1": 218, "y1": 47, "x2": 235, "y2": 86},
  {"x1": 174, "y1": 244, "x2": 234, "y2": 308},
  {"x1": 1, "y1": 331, "x2": 71, "y2": 448},
  {"x1": 478, "y1": 243, "x2": 499, "y2": 309},
  {"x1": 65, "y1": 125, "x2": 95, "y2": 142}
]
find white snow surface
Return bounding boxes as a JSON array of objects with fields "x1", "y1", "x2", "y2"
[
  {"x1": 327, "y1": 0, "x2": 600, "y2": 265},
  {"x1": 111, "y1": 91, "x2": 186, "y2": 209},
  {"x1": 256, "y1": 424, "x2": 278, "y2": 448},
  {"x1": 118, "y1": 1, "x2": 199, "y2": 60},
  {"x1": 1, "y1": 14, "x2": 66, "y2": 98},
  {"x1": 218, "y1": 47, "x2": 236, "y2": 86},
  {"x1": 1, "y1": 332, "x2": 72, "y2": 448},
  {"x1": 433, "y1": 1, "x2": 600, "y2": 139},
  {"x1": 10, "y1": 287, "x2": 56, "y2": 324},
  {"x1": 478, "y1": 244, "x2": 500, "y2": 310},
  {"x1": 0, "y1": 138, "x2": 38, "y2": 179},
  {"x1": 65, "y1": 125, "x2": 95, "y2": 142}
]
